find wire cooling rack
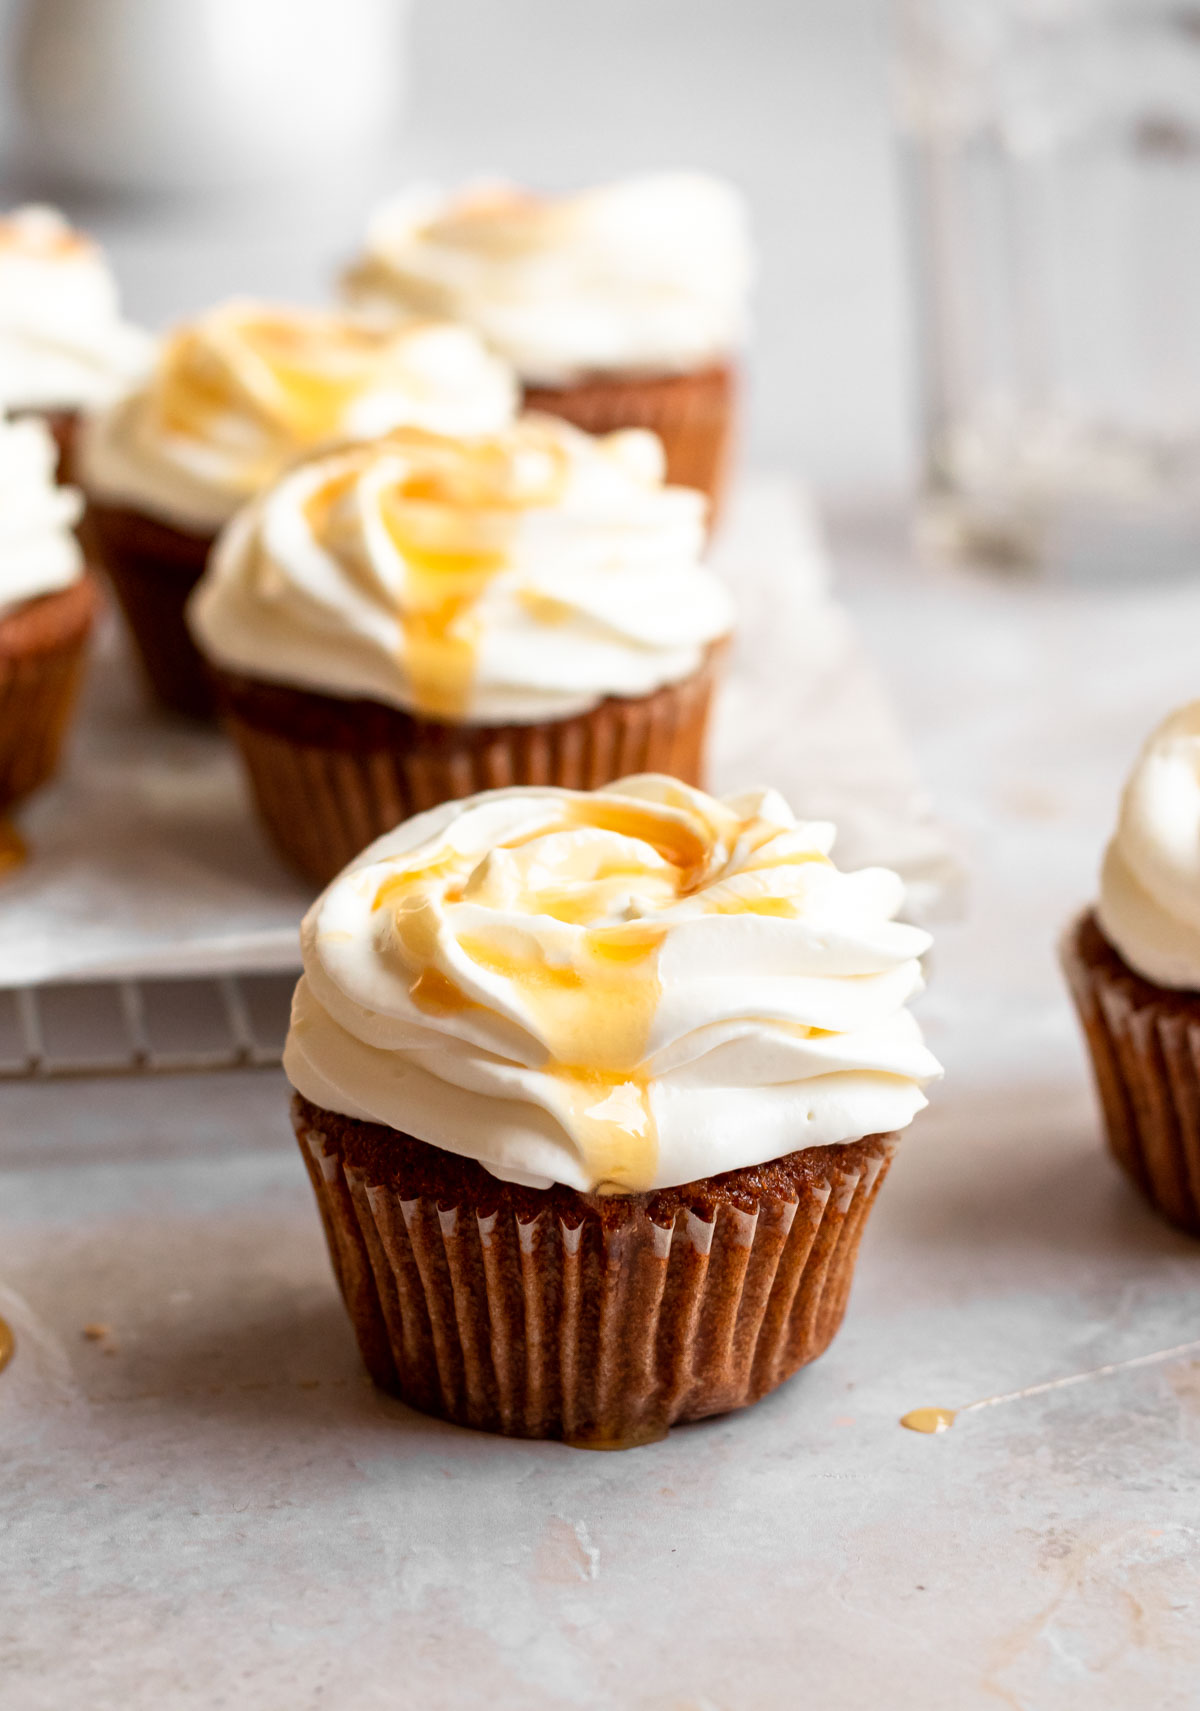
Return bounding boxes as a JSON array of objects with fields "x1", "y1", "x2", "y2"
[{"x1": 0, "y1": 971, "x2": 296, "y2": 1080}]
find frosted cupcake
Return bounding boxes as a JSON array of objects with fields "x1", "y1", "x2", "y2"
[
  {"x1": 343, "y1": 174, "x2": 752, "y2": 510},
  {"x1": 189, "y1": 416, "x2": 734, "y2": 885},
  {"x1": 1063, "y1": 702, "x2": 1200, "y2": 1234},
  {"x1": 287, "y1": 775, "x2": 942, "y2": 1445},
  {"x1": 0, "y1": 415, "x2": 97, "y2": 813},
  {"x1": 0, "y1": 206, "x2": 152, "y2": 477},
  {"x1": 78, "y1": 302, "x2": 516, "y2": 717}
]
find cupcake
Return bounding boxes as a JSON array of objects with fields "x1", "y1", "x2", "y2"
[
  {"x1": 0, "y1": 205, "x2": 152, "y2": 479},
  {"x1": 78, "y1": 302, "x2": 516, "y2": 717},
  {"x1": 286, "y1": 774, "x2": 941, "y2": 1444},
  {"x1": 0, "y1": 415, "x2": 98, "y2": 814},
  {"x1": 189, "y1": 415, "x2": 734, "y2": 887},
  {"x1": 1062, "y1": 702, "x2": 1200, "y2": 1234},
  {"x1": 342, "y1": 174, "x2": 752, "y2": 510}
]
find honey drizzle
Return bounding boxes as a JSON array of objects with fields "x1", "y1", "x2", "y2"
[
  {"x1": 373, "y1": 797, "x2": 804, "y2": 1190},
  {"x1": 0, "y1": 1318, "x2": 13, "y2": 1376}
]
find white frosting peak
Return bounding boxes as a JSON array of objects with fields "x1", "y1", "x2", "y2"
[
  {"x1": 284, "y1": 777, "x2": 941, "y2": 1193},
  {"x1": 1099, "y1": 701, "x2": 1200, "y2": 988},
  {"x1": 0, "y1": 205, "x2": 153, "y2": 412},
  {"x1": 0, "y1": 414, "x2": 84, "y2": 616},
  {"x1": 345, "y1": 173, "x2": 753, "y2": 384},
  {"x1": 188, "y1": 414, "x2": 733, "y2": 723},
  {"x1": 78, "y1": 301, "x2": 517, "y2": 534}
]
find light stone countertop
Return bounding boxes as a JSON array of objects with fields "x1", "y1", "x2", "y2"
[{"x1": 5, "y1": 508, "x2": 1200, "y2": 1711}]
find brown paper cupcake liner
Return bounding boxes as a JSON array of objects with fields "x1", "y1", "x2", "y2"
[
  {"x1": 0, "y1": 573, "x2": 98, "y2": 812},
  {"x1": 292, "y1": 1094, "x2": 898, "y2": 1446},
  {"x1": 212, "y1": 645, "x2": 723, "y2": 888},
  {"x1": 1062, "y1": 908, "x2": 1200, "y2": 1234},
  {"x1": 82, "y1": 499, "x2": 216, "y2": 718},
  {"x1": 524, "y1": 362, "x2": 737, "y2": 515}
]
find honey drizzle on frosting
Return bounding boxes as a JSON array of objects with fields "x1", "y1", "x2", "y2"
[
  {"x1": 312, "y1": 426, "x2": 571, "y2": 721},
  {"x1": 150, "y1": 308, "x2": 440, "y2": 489},
  {"x1": 371, "y1": 792, "x2": 806, "y2": 1192}
]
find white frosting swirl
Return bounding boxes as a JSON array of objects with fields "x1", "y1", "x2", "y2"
[
  {"x1": 344, "y1": 174, "x2": 753, "y2": 385},
  {"x1": 285, "y1": 777, "x2": 940, "y2": 1193},
  {"x1": 189, "y1": 415, "x2": 733, "y2": 723},
  {"x1": 0, "y1": 415, "x2": 84, "y2": 617},
  {"x1": 1098, "y1": 701, "x2": 1200, "y2": 988},
  {"x1": 0, "y1": 206, "x2": 153, "y2": 412},
  {"x1": 78, "y1": 301, "x2": 517, "y2": 535}
]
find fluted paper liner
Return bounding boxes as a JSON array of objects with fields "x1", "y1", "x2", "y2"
[
  {"x1": 0, "y1": 575, "x2": 97, "y2": 812},
  {"x1": 215, "y1": 646, "x2": 723, "y2": 888},
  {"x1": 293, "y1": 1096, "x2": 898, "y2": 1446},
  {"x1": 1062, "y1": 909, "x2": 1200, "y2": 1234},
  {"x1": 83, "y1": 499, "x2": 216, "y2": 718},
  {"x1": 524, "y1": 362, "x2": 736, "y2": 515}
]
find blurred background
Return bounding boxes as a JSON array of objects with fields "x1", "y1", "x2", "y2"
[{"x1": 0, "y1": 0, "x2": 915, "y2": 499}]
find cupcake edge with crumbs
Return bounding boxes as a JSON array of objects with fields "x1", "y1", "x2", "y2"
[{"x1": 285, "y1": 775, "x2": 942, "y2": 1446}]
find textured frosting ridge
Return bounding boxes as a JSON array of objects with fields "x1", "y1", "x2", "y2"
[
  {"x1": 79, "y1": 301, "x2": 517, "y2": 533},
  {"x1": 344, "y1": 173, "x2": 753, "y2": 384},
  {"x1": 0, "y1": 414, "x2": 83, "y2": 615},
  {"x1": 0, "y1": 205, "x2": 152, "y2": 411},
  {"x1": 189, "y1": 414, "x2": 733, "y2": 723},
  {"x1": 284, "y1": 776, "x2": 941, "y2": 1194},
  {"x1": 1099, "y1": 701, "x2": 1200, "y2": 989}
]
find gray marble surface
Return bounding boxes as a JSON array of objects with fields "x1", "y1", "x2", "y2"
[{"x1": 6, "y1": 512, "x2": 1200, "y2": 1710}]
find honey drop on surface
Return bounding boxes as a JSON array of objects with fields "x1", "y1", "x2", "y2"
[
  {"x1": 0, "y1": 1318, "x2": 14, "y2": 1376},
  {"x1": 900, "y1": 1406, "x2": 957, "y2": 1435}
]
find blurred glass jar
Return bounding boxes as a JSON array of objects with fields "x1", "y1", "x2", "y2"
[
  {"x1": 14, "y1": 0, "x2": 409, "y2": 196},
  {"x1": 898, "y1": 0, "x2": 1200, "y2": 579}
]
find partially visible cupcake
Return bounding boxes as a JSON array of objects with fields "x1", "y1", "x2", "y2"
[
  {"x1": 343, "y1": 174, "x2": 752, "y2": 510},
  {"x1": 0, "y1": 415, "x2": 97, "y2": 813},
  {"x1": 189, "y1": 415, "x2": 734, "y2": 886},
  {"x1": 0, "y1": 205, "x2": 152, "y2": 478},
  {"x1": 286, "y1": 775, "x2": 941, "y2": 1445},
  {"x1": 78, "y1": 303, "x2": 516, "y2": 717},
  {"x1": 1062, "y1": 702, "x2": 1200, "y2": 1234}
]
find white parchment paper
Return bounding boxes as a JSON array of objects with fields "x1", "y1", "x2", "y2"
[{"x1": 0, "y1": 476, "x2": 960, "y2": 989}]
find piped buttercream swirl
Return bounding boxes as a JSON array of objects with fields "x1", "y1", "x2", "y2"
[
  {"x1": 1098, "y1": 701, "x2": 1200, "y2": 988},
  {"x1": 344, "y1": 173, "x2": 753, "y2": 385},
  {"x1": 188, "y1": 414, "x2": 733, "y2": 723},
  {"x1": 0, "y1": 205, "x2": 152, "y2": 412},
  {"x1": 284, "y1": 776, "x2": 942, "y2": 1194},
  {"x1": 0, "y1": 414, "x2": 83, "y2": 616},
  {"x1": 78, "y1": 301, "x2": 517, "y2": 534}
]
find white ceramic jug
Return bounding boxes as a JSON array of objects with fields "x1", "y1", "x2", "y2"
[{"x1": 14, "y1": 0, "x2": 409, "y2": 195}]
